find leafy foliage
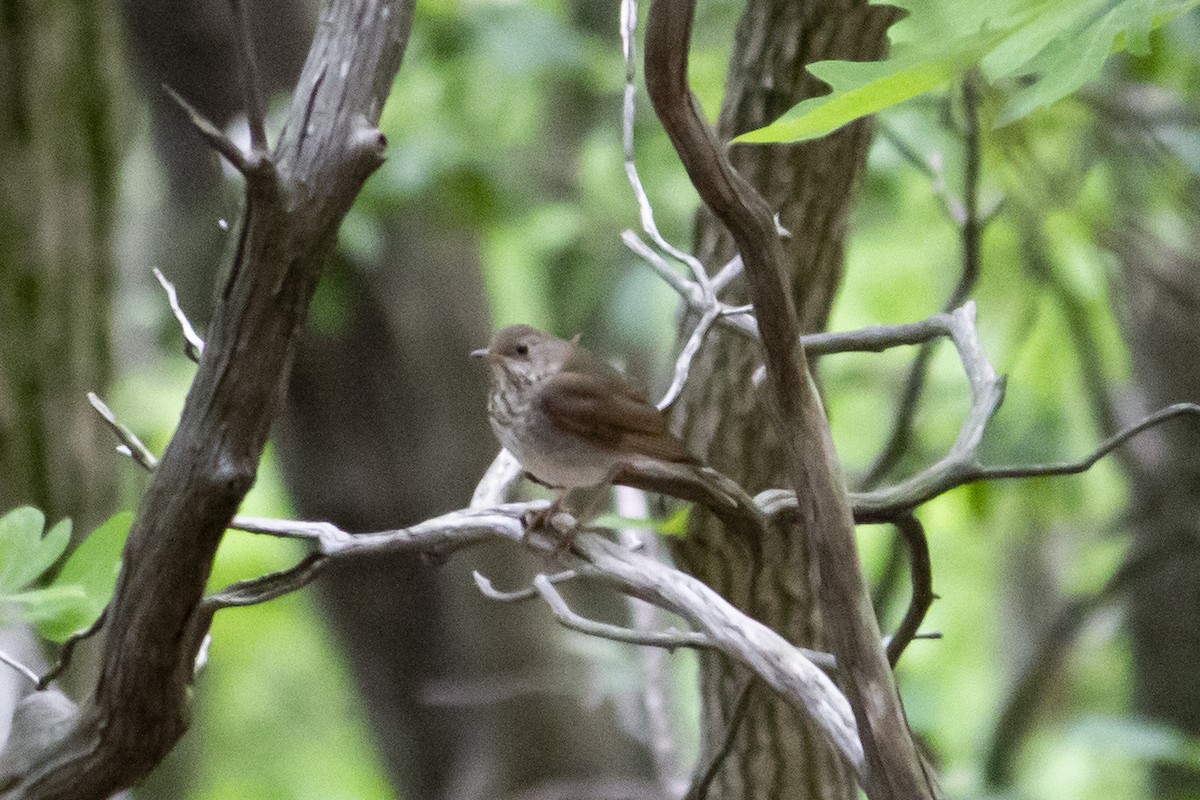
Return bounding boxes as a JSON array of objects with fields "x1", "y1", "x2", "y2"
[
  {"x1": 0, "y1": 507, "x2": 131, "y2": 643},
  {"x1": 735, "y1": 0, "x2": 1200, "y2": 144}
]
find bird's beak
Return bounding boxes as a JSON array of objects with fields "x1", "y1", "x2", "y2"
[{"x1": 470, "y1": 347, "x2": 491, "y2": 360}]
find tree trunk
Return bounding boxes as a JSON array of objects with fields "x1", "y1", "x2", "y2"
[
  {"x1": 0, "y1": 0, "x2": 121, "y2": 532},
  {"x1": 671, "y1": 1, "x2": 895, "y2": 797},
  {"x1": 1111, "y1": 233, "x2": 1200, "y2": 800}
]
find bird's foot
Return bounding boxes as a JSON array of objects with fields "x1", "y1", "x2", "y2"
[{"x1": 522, "y1": 499, "x2": 578, "y2": 562}]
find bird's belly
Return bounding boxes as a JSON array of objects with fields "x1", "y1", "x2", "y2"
[{"x1": 494, "y1": 417, "x2": 617, "y2": 489}]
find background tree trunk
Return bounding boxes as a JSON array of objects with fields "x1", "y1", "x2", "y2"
[
  {"x1": 0, "y1": 0, "x2": 121, "y2": 532},
  {"x1": 1111, "y1": 233, "x2": 1200, "y2": 800},
  {"x1": 671, "y1": 1, "x2": 896, "y2": 797},
  {"x1": 0, "y1": 0, "x2": 121, "y2": 750}
]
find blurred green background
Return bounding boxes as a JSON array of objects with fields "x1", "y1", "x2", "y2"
[{"x1": 4, "y1": 0, "x2": 1200, "y2": 797}]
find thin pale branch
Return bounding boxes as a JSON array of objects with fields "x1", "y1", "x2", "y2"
[
  {"x1": 470, "y1": 448, "x2": 524, "y2": 509},
  {"x1": 659, "y1": 304, "x2": 721, "y2": 410},
  {"x1": 153, "y1": 268, "x2": 206, "y2": 361},
  {"x1": 863, "y1": 73, "x2": 989, "y2": 489},
  {"x1": 856, "y1": 403, "x2": 1200, "y2": 521},
  {"x1": 472, "y1": 567, "x2": 590, "y2": 603},
  {"x1": 621, "y1": 0, "x2": 711, "y2": 298},
  {"x1": 0, "y1": 651, "x2": 39, "y2": 687},
  {"x1": 224, "y1": 507, "x2": 856, "y2": 771},
  {"x1": 533, "y1": 574, "x2": 716, "y2": 652},
  {"x1": 87, "y1": 393, "x2": 158, "y2": 472}
]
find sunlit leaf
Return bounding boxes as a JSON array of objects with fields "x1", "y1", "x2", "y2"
[{"x1": 735, "y1": 0, "x2": 1200, "y2": 144}]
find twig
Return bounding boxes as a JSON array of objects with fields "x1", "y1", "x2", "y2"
[
  {"x1": 202, "y1": 552, "x2": 326, "y2": 610},
  {"x1": 620, "y1": 0, "x2": 711, "y2": 298},
  {"x1": 87, "y1": 393, "x2": 158, "y2": 472},
  {"x1": 162, "y1": 85, "x2": 251, "y2": 176},
  {"x1": 472, "y1": 567, "x2": 589, "y2": 603},
  {"x1": 153, "y1": 268, "x2": 206, "y2": 361},
  {"x1": 658, "y1": 304, "x2": 721, "y2": 410},
  {"x1": 0, "y1": 650, "x2": 40, "y2": 687},
  {"x1": 856, "y1": 404, "x2": 1200, "y2": 521},
  {"x1": 533, "y1": 574, "x2": 716, "y2": 652},
  {"x1": 470, "y1": 448, "x2": 524, "y2": 509},
  {"x1": 684, "y1": 677, "x2": 756, "y2": 800},
  {"x1": 885, "y1": 513, "x2": 935, "y2": 668}
]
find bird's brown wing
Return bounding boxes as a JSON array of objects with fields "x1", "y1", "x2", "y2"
[{"x1": 538, "y1": 371, "x2": 695, "y2": 463}]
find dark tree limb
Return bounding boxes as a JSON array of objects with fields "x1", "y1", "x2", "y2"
[
  {"x1": 642, "y1": 2, "x2": 935, "y2": 798},
  {"x1": 0, "y1": 2, "x2": 415, "y2": 797},
  {"x1": 885, "y1": 514, "x2": 935, "y2": 668}
]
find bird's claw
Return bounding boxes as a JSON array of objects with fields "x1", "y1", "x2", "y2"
[{"x1": 522, "y1": 503, "x2": 578, "y2": 563}]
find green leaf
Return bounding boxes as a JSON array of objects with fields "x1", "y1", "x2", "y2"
[
  {"x1": 734, "y1": 0, "x2": 1200, "y2": 144},
  {"x1": 2, "y1": 585, "x2": 92, "y2": 642},
  {"x1": 653, "y1": 506, "x2": 691, "y2": 538},
  {"x1": 0, "y1": 507, "x2": 71, "y2": 592},
  {"x1": 53, "y1": 512, "x2": 132, "y2": 604},
  {"x1": 734, "y1": 56, "x2": 959, "y2": 144},
  {"x1": 590, "y1": 506, "x2": 691, "y2": 538},
  {"x1": 10, "y1": 512, "x2": 134, "y2": 643}
]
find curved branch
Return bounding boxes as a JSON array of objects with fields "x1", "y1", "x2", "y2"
[
  {"x1": 642, "y1": 4, "x2": 933, "y2": 797},
  {"x1": 854, "y1": 403, "x2": 1200, "y2": 521},
  {"x1": 885, "y1": 514, "x2": 935, "y2": 668},
  {"x1": 220, "y1": 506, "x2": 860, "y2": 774}
]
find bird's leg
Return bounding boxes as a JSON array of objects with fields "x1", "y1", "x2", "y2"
[
  {"x1": 522, "y1": 489, "x2": 581, "y2": 562},
  {"x1": 522, "y1": 489, "x2": 577, "y2": 534}
]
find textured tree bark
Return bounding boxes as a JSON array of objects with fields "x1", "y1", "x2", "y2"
[
  {"x1": 0, "y1": 0, "x2": 121, "y2": 532},
  {"x1": 0, "y1": 1, "x2": 416, "y2": 796},
  {"x1": 668, "y1": 1, "x2": 898, "y2": 797},
  {"x1": 1111, "y1": 235, "x2": 1200, "y2": 800}
]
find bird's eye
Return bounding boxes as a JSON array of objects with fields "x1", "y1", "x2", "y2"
[{"x1": 515, "y1": 343, "x2": 529, "y2": 356}]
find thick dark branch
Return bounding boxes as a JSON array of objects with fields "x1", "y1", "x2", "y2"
[
  {"x1": 643, "y1": 4, "x2": 934, "y2": 797},
  {"x1": 0, "y1": 3, "x2": 416, "y2": 797}
]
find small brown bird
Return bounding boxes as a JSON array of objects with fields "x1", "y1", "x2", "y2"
[{"x1": 471, "y1": 325, "x2": 698, "y2": 498}]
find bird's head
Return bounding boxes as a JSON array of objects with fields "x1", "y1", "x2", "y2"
[{"x1": 471, "y1": 324, "x2": 572, "y2": 384}]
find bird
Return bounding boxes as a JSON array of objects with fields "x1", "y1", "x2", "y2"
[{"x1": 471, "y1": 324, "x2": 736, "y2": 524}]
